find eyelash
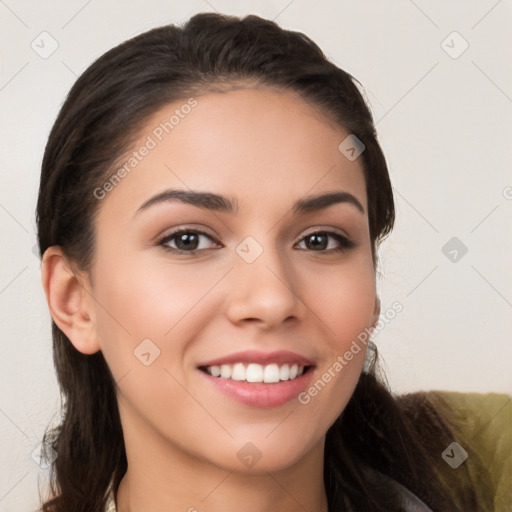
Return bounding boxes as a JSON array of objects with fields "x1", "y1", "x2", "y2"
[{"x1": 157, "y1": 228, "x2": 355, "y2": 255}]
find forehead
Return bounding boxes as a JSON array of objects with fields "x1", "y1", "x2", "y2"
[{"x1": 96, "y1": 87, "x2": 367, "y2": 221}]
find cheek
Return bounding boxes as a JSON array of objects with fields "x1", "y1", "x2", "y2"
[
  {"x1": 91, "y1": 255, "x2": 207, "y2": 428},
  {"x1": 311, "y1": 256, "x2": 377, "y2": 345},
  {"x1": 97, "y1": 258, "x2": 196, "y2": 324},
  {"x1": 299, "y1": 255, "x2": 375, "y2": 416},
  {"x1": 91, "y1": 252, "x2": 224, "y2": 373}
]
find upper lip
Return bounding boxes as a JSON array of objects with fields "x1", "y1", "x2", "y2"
[{"x1": 198, "y1": 350, "x2": 315, "y2": 368}]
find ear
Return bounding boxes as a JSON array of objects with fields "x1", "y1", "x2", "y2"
[
  {"x1": 40, "y1": 246, "x2": 100, "y2": 355},
  {"x1": 371, "y1": 295, "x2": 381, "y2": 327}
]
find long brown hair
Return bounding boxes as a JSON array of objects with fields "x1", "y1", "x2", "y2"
[{"x1": 36, "y1": 12, "x2": 470, "y2": 511}]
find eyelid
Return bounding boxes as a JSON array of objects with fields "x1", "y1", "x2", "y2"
[{"x1": 299, "y1": 226, "x2": 351, "y2": 242}]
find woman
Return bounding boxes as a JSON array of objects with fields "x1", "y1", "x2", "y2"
[{"x1": 36, "y1": 12, "x2": 500, "y2": 512}]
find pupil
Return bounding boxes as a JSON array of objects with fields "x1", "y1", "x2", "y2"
[
  {"x1": 178, "y1": 233, "x2": 198, "y2": 250},
  {"x1": 309, "y1": 234, "x2": 326, "y2": 250}
]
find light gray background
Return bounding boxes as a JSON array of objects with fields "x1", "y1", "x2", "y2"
[{"x1": 1, "y1": 0, "x2": 511, "y2": 509}]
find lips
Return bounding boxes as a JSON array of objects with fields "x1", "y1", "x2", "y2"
[{"x1": 197, "y1": 350, "x2": 315, "y2": 408}]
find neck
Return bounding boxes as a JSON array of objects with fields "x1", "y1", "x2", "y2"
[
  {"x1": 117, "y1": 467, "x2": 329, "y2": 512},
  {"x1": 115, "y1": 413, "x2": 329, "y2": 512}
]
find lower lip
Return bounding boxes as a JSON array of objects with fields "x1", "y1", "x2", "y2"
[{"x1": 199, "y1": 368, "x2": 314, "y2": 408}]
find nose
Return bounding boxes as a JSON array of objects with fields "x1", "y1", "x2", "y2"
[{"x1": 224, "y1": 241, "x2": 306, "y2": 330}]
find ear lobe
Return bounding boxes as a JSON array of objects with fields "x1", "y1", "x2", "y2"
[{"x1": 41, "y1": 246, "x2": 100, "y2": 355}]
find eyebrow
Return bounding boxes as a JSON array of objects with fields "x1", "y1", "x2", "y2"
[{"x1": 134, "y1": 189, "x2": 365, "y2": 218}]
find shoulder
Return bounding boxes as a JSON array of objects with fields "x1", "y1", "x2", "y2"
[{"x1": 403, "y1": 390, "x2": 511, "y2": 512}]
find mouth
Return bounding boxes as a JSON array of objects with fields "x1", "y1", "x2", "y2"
[{"x1": 197, "y1": 350, "x2": 316, "y2": 408}]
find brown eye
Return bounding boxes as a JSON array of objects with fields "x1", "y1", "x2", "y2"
[
  {"x1": 297, "y1": 231, "x2": 354, "y2": 252},
  {"x1": 159, "y1": 229, "x2": 218, "y2": 254}
]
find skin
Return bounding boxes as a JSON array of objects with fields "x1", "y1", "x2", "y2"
[{"x1": 41, "y1": 86, "x2": 380, "y2": 512}]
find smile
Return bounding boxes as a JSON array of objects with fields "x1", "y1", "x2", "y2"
[{"x1": 197, "y1": 350, "x2": 316, "y2": 408}]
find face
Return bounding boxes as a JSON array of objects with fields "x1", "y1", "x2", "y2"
[{"x1": 80, "y1": 87, "x2": 378, "y2": 473}]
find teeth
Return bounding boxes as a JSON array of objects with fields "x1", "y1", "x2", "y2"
[
  {"x1": 220, "y1": 364, "x2": 231, "y2": 379},
  {"x1": 204, "y1": 363, "x2": 307, "y2": 383},
  {"x1": 263, "y1": 364, "x2": 280, "y2": 383},
  {"x1": 246, "y1": 363, "x2": 263, "y2": 382},
  {"x1": 232, "y1": 363, "x2": 246, "y2": 381}
]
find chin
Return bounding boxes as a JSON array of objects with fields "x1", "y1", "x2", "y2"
[{"x1": 208, "y1": 434, "x2": 323, "y2": 475}]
